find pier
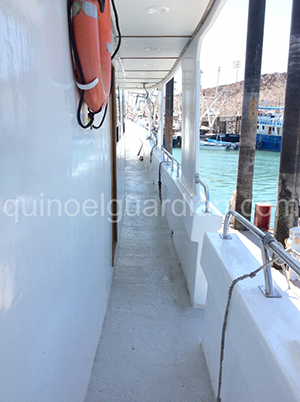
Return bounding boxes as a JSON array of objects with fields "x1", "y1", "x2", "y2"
[{"x1": 201, "y1": 115, "x2": 242, "y2": 135}]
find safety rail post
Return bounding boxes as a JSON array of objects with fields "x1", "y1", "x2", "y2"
[
  {"x1": 195, "y1": 174, "x2": 210, "y2": 214},
  {"x1": 220, "y1": 210, "x2": 300, "y2": 298},
  {"x1": 222, "y1": 210, "x2": 279, "y2": 297},
  {"x1": 162, "y1": 147, "x2": 182, "y2": 175}
]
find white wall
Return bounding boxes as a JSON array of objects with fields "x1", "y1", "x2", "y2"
[{"x1": 0, "y1": 1, "x2": 124, "y2": 401}]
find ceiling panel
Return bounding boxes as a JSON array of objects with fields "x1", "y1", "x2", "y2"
[
  {"x1": 114, "y1": 0, "x2": 213, "y2": 88},
  {"x1": 120, "y1": 37, "x2": 189, "y2": 58},
  {"x1": 115, "y1": 0, "x2": 210, "y2": 36},
  {"x1": 122, "y1": 59, "x2": 175, "y2": 71},
  {"x1": 120, "y1": 71, "x2": 167, "y2": 79}
]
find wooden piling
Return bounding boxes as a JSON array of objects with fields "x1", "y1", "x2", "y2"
[
  {"x1": 274, "y1": 0, "x2": 300, "y2": 244},
  {"x1": 235, "y1": 0, "x2": 266, "y2": 228}
]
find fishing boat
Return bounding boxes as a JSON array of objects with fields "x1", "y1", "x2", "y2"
[
  {"x1": 256, "y1": 106, "x2": 284, "y2": 151},
  {"x1": 1, "y1": 2, "x2": 299, "y2": 402}
]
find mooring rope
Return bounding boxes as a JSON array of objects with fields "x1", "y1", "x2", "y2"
[{"x1": 216, "y1": 255, "x2": 285, "y2": 402}]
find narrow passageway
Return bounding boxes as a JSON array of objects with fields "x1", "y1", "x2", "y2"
[{"x1": 84, "y1": 122, "x2": 214, "y2": 402}]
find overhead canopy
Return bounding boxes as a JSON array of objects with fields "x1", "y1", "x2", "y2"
[{"x1": 113, "y1": 0, "x2": 217, "y2": 89}]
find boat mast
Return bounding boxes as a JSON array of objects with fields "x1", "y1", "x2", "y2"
[
  {"x1": 215, "y1": 66, "x2": 220, "y2": 99},
  {"x1": 274, "y1": 0, "x2": 300, "y2": 244},
  {"x1": 235, "y1": 0, "x2": 266, "y2": 228}
]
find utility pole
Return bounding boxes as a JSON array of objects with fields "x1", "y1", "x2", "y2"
[
  {"x1": 274, "y1": 0, "x2": 300, "y2": 245},
  {"x1": 164, "y1": 78, "x2": 174, "y2": 154},
  {"x1": 235, "y1": 0, "x2": 266, "y2": 228}
]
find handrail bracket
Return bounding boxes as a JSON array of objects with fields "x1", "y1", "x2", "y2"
[{"x1": 258, "y1": 285, "x2": 281, "y2": 298}]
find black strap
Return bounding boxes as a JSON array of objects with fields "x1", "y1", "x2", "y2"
[
  {"x1": 98, "y1": 0, "x2": 105, "y2": 13},
  {"x1": 111, "y1": 0, "x2": 121, "y2": 60}
]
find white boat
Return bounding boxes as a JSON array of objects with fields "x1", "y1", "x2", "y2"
[
  {"x1": 200, "y1": 139, "x2": 228, "y2": 149},
  {"x1": 0, "y1": 2, "x2": 299, "y2": 402},
  {"x1": 200, "y1": 139, "x2": 239, "y2": 150}
]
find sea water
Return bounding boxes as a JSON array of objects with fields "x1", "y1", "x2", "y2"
[{"x1": 172, "y1": 148, "x2": 281, "y2": 228}]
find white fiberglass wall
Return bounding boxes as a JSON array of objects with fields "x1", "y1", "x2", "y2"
[{"x1": 0, "y1": 1, "x2": 124, "y2": 401}]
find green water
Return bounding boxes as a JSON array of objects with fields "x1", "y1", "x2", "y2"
[{"x1": 172, "y1": 148, "x2": 281, "y2": 226}]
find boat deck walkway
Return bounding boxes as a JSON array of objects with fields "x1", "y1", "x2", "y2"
[{"x1": 84, "y1": 123, "x2": 214, "y2": 402}]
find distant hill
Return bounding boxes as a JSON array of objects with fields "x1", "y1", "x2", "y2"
[{"x1": 201, "y1": 72, "x2": 287, "y2": 116}]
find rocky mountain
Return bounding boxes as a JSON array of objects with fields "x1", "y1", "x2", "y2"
[{"x1": 201, "y1": 72, "x2": 287, "y2": 116}]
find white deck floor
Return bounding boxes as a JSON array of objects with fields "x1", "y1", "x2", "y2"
[{"x1": 84, "y1": 124, "x2": 215, "y2": 402}]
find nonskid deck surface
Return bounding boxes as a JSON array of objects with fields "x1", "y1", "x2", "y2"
[{"x1": 84, "y1": 122, "x2": 214, "y2": 402}]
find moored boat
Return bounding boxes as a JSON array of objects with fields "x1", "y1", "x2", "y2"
[
  {"x1": 256, "y1": 106, "x2": 284, "y2": 151},
  {"x1": 200, "y1": 138, "x2": 239, "y2": 150}
]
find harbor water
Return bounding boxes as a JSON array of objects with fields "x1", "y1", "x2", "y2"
[{"x1": 172, "y1": 148, "x2": 281, "y2": 228}]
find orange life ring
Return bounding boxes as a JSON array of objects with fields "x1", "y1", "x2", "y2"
[
  {"x1": 71, "y1": 0, "x2": 111, "y2": 113},
  {"x1": 98, "y1": 0, "x2": 112, "y2": 102}
]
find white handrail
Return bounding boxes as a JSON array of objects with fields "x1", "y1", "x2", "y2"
[
  {"x1": 195, "y1": 174, "x2": 210, "y2": 213},
  {"x1": 162, "y1": 148, "x2": 181, "y2": 178},
  {"x1": 221, "y1": 210, "x2": 300, "y2": 298}
]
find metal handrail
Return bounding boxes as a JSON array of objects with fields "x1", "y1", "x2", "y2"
[
  {"x1": 149, "y1": 129, "x2": 157, "y2": 143},
  {"x1": 221, "y1": 210, "x2": 300, "y2": 298},
  {"x1": 161, "y1": 148, "x2": 210, "y2": 213},
  {"x1": 258, "y1": 119, "x2": 283, "y2": 126},
  {"x1": 195, "y1": 174, "x2": 210, "y2": 213},
  {"x1": 162, "y1": 147, "x2": 181, "y2": 178}
]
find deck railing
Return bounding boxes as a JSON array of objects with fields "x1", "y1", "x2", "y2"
[
  {"x1": 162, "y1": 148, "x2": 181, "y2": 178},
  {"x1": 258, "y1": 119, "x2": 283, "y2": 126},
  {"x1": 221, "y1": 210, "x2": 300, "y2": 298},
  {"x1": 195, "y1": 174, "x2": 210, "y2": 213},
  {"x1": 161, "y1": 147, "x2": 210, "y2": 213}
]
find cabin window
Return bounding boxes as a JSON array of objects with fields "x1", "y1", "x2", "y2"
[
  {"x1": 268, "y1": 127, "x2": 272, "y2": 135},
  {"x1": 257, "y1": 125, "x2": 259, "y2": 129},
  {"x1": 262, "y1": 125, "x2": 265, "y2": 130}
]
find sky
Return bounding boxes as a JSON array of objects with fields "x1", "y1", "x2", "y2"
[{"x1": 200, "y1": 0, "x2": 293, "y2": 89}]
